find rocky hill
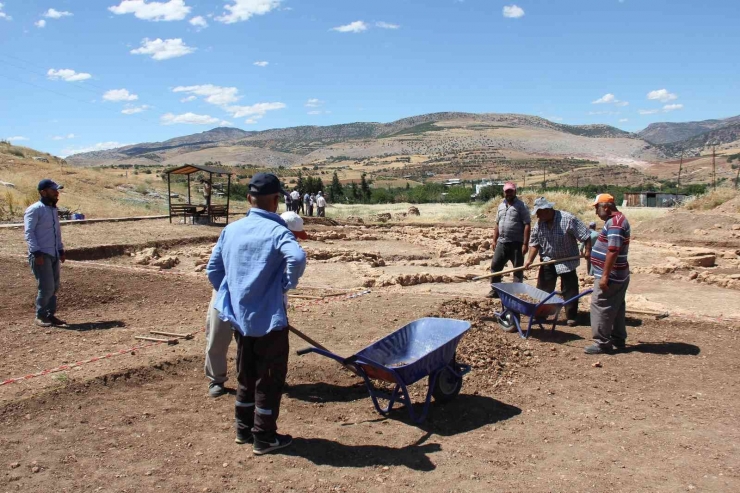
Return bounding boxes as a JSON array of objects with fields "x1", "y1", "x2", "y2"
[
  {"x1": 65, "y1": 112, "x2": 659, "y2": 168},
  {"x1": 638, "y1": 115, "x2": 740, "y2": 144},
  {"x1": 660, "y1": 122, "x2": 740, "y2": 157}
]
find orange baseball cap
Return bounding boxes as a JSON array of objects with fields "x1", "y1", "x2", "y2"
[{"x1": 592, "y1": 193, "x2": 615, "y2": 206}]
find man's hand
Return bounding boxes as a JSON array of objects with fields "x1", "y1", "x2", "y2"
[
  {"x1": 523, "y1": 259, "x2": 532, "y2": 270},
  {"x1": 599, "y1": 276, "x2": 609, "y2": 291},
  {"x1": 34, "y1": 255, "x2": 44, "y2": 266},
  {"x1": 60, "y1": 253, "x2": 66, "y2": 263},
  {"x1": 522, "y1": 244, "x2": 528, "y2": 256}
]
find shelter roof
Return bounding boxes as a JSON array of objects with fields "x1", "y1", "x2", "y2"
[{"x1": 165, "y1": 164, "x2": 232, "y2": 175}]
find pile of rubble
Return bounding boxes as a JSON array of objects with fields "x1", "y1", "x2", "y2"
[
  {"x1": 428, "y1": 299, "x2": 539, "y2": 392},
  {"x1": 305, "y1": 248, "x2": 385, "y2": 267},
  {"x1": 365, "y1": 272, "x2": 473, "y2": 287},
  {"x1": 132, "y1": 247, "x2": 180, "y2": 270}
]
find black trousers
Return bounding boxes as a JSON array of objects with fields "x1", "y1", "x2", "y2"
[
  {"x1": 490, "y1": 241, "x2": 524, "y2": 285},
  {"x1": 234, "y1": 328, "x2": 289, "y2": 440},
  {"x1": 537, "y1": 265, "x2": 579, "y2": 321}
]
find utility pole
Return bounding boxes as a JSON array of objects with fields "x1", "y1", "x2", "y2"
[
  {"x1": 576, "y1": 176, "x2": 579, "y2": 190},
  {"x1": 677, "y1": 150, "x2": 683, "y2": 188},
  {"x1": 712, "y1": 144, "x2": 717, "y2": 190},
  {"x1": 523, "y1": 173, "x2": 526, "y2": 188},
  {"x1": 542, "y1": 164, "x2": 546, "y2": 190}
]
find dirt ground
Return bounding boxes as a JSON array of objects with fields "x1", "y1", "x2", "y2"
[{"x1": 1, "y1": 215, "x2": 740, "y2": 492}]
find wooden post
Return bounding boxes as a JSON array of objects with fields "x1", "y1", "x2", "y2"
[
  {"x1": 712, "y1": 145, "x2": 717, "y2": 190},
  {"x1": 226, "y1": 173, "x2": 231, "y2": 225},
  {"x1": 677, "y1": 150, "x2": 683, "y2": 187},
  {"x1": 208, "y1": 171, "x2": 213, "y2": 224},
  {"x1": 735, "y1": 165, "x2": 739, "y2": 190},
  {"x1": 167, "y1": 172, "x2": 172, "y2": 223},
  {"x1": 187, "y1": 174, "x2": 191, "y2": 204}
]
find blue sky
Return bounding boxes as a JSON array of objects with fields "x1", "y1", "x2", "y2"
[{"x1": 1, "y1": 0, "x2": 738, "y2": 156}]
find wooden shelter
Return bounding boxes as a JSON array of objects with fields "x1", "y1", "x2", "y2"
[
  {"x1": 165, "y1": 164, "x2": 232, "y2": 224},
  {"x1": 623, "y1": 192, "x2": 688, "y2": 208}
]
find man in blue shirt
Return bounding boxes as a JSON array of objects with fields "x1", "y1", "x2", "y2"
[
  {"x1": 206, "y1": 173, "x2": 306, "y2": 455},
  {"x1": 24, "y1": 179, "x2": 67, "y2": 327}
]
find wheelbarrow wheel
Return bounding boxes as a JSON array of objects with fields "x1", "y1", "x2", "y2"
[
  {"x1": 497, "y1": 311, "x2": 519, "y2": 333},
  {"x1": 432, "y1": 365, "x2": 463, "y2": 403}
]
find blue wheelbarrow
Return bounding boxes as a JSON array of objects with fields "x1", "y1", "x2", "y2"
[
  {"x1": 492, "y1": 283, "x2": 593, "y2": 339},
  {"x1": 296, "y1": 317, "x2": 471, "y2": 423}
]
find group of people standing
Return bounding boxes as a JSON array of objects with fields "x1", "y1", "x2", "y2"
[
  {"x1": 286, "y1": 189, "x2": 326, "y2": 217},
  {"x1": 489, "y1": 182, "x2": 631, "y2": 355}
]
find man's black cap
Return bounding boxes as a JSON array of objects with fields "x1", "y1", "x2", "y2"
[
  {"x1": 248, "y1": 173, "x2": 286, "y2": 196},
  {"x1": 37, "y1": 179, "x2": 63, "y2": 191}
]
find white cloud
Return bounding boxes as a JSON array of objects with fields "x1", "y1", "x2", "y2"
[
  {"x1": 35, "y1": 19, "x2": 46, "y2": 28},
  {"x1": 244, "y1": 118, "x2": 258, "y2": 124},
  {"x1": 60, "y1": 141, "x2": 129, "y2": 157},
  {"x1": 502, "y1": 5, "x2": 525, "y2": 18},
  {"x1": 109, "y1": 0, "x2": 190, "y2": 22},
  {"x1": 180, "y1": 95, "x2": 197, "y2": 102},
  {"x1": 305, "y1": 98, "x2": 324, "y2": 107},
  {"x1": 225, "y1": 102, "x2": 286, "y2": 119},
  {"x1": 47, "y1": 68, "x2": 92, "y2": 82},
  {"x1": 52, "y1": 134, "x2": 75, "y2": 140},
  {"x1": 253, "y1": 60, "x2": 269, "y2": 67},
  {"x1": 619, "y1": 118, "x2": 628, "y2": 123},
  {"x1": 307, "y1": 110, "x2": 322, "y2": 115},
  {"x1": 189, "y1": 15, "x2": 207, "y2": 29},
  {"x1": 592, "y1": 93, "x2": 616, "y2": 104},
  {"x1": 172, "y1": 84, "x2": 240, "y2": 105},
  {"x1": 0, "y1": 3, "x2": 11, "y2": 21},
  {"x1": 216, "y1": 0, "x2": 281, "y2": 24},
  {"x1": 638, "y1": 109, "x2": 660, "y2": 115},
  {"x1": 647, "y1": 88, "x2": 677, "y2": 102},
  {"x1": 332, "y1": 21, "x2": 367, "y2": 33},
  {"x1": 122, "y1": 105, "x2": 150, "y2": 114},
  {"x1": 615, "y1": 101, "x2": 629, "y2": 107},
  {"x1": 103, "y1": 88, "x2": 139, "y2": 102},
  {"x1": 376, "y1": 21, "x2": 400, "y2": 29},
  {"x1": 663, "y1": 103, "x2": 683, "y2": 112},
  {"x1": 130, "y1": 38, "x2": 195, "y2": 60},
  {"x1": 44, "y1": 8, "x2": 72, "y2": 19},
  {"x1": 6, "y1": 136, "x2": 29, "y2": 142},
  {"x1": 160, "y1": 112, "x2": 229, "y2": 125}
]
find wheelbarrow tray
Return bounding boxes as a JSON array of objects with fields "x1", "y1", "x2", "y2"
[
  {"x1": 493, "y1": 282, "x2": 564, "y2": 318},
  {"x1": 297, "y1": 317, "x2": 472, "y2": 423},
  {"x1": 355, "y1": 317, "x2": 471, "y2": 385}
]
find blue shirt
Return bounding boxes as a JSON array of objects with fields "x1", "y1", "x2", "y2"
[
  {"x1": 24, "y1": 201, "x2": 64, "y2": 257},
  {"x1": 206, "y1": 208, "x2": 307, "y2": 337}
]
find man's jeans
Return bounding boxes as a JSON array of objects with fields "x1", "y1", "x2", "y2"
[
  {"x1": 30, "y1": 253, "x2": 60, "y2": 319},
  {"x1": 490, "y1": 241, "x2": 524, "y2": 286},
  {"x1": 205, "y1": 290, "x2": 234, "y2": 384}
]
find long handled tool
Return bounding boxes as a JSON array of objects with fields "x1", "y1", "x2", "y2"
[
  {"x1": 471, "y1": 255, "x2": 583, "y2": 281},
  {"x1": 288, "y1": 324, "x2": 330, "y2": 352}
]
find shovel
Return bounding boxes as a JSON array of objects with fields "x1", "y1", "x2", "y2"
[{"x1": 471, "y1": 255, "x2": 584, "y2": 281}]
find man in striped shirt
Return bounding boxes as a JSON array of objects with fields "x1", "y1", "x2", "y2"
[{"x1": 586, "y1": 193, "x2": 631, "y2": 354}]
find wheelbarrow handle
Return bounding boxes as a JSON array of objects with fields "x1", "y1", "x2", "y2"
[
  {"x1": 561, "y1": 288, "x2": 594, "y2": 306},
  {"x1": 296, "y1": 347, "x2": 315, "y2": 356}
]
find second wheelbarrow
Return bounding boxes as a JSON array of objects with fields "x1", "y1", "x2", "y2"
[{"x1": 296, "y1": 317, "x2": 471, "y2": 424}]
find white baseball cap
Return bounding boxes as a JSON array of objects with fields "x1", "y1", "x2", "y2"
[{"x1": 280, "y1": 211, "x2": 308, "y2": 240}]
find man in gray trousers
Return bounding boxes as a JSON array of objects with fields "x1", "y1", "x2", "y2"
[
  {"x1": 204, "y1": 210, "x2": 309, "y2": 397},
  {"x1": 487, "y1": 182, "x2": 530, "y2": 297}
]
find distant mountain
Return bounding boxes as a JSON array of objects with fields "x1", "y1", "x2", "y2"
[
  {"x1": 660, "y1": 122, "x2": 740, "y2": 157},
  {"x1": 638, "y1": 115, "x2": 740, "y2": 144},
  {"x1": 66, "y1": 112, "x2": 639, "y2": 167}
]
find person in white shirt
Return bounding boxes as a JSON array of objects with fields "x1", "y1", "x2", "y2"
[
  {"x1": 289, "y1": 189, "x2": 301, "y2": 213},
  {"x1": 316, "y1": 191, "x2": 327, "y2": 217}
]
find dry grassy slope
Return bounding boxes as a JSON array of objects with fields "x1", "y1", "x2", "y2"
[{"x1": 0, "y1": 142, "x2": 183, "y2": 221}]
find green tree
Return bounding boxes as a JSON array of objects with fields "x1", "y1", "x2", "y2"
[
  {"x1": 360, "y1": 173, "x2": 372, "y2": 202},
  {"x1": 296, "y1": 171, "x2": 304, "y2": 193},
  {"x1": 329, "y1": 172, "x2": 344, "y2": 202},
  {"x1": 350, "y1": 182, "x2": 361, "y2": 202}
]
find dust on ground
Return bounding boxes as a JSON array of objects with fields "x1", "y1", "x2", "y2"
[{"x1": 1, "y1": 208, "x2": 739, "y2": 492}]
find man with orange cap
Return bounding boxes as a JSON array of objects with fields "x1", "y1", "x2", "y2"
[{"x1": 586, "y1": 194, "x2": 631, "y2": 354}]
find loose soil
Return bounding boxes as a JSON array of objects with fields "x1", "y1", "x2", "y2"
[{"x1": 1, "y1": 213, "x2": 740, "y2": 492}]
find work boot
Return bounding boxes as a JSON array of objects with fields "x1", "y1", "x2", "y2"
[
  {"x1": 47, "y1": 315, "x2": 67, "y2": 327},
  {"x1": 566, "y1": 319, "x2": 577, "y2": 327},
  {"x1": 584, "y1": 343, "x2": 612, "y2": 355},
  {"x1": 253, "y1": 433, "x2": 293, "y2": 455},
  {"x1": 208, "y1": 382, "x2": 227, "y2": 398},
  {"x1": 34, "y1": 317, "x2": 52, "y2": 327},
  {"x1": 485, "y1": 289, "x2": 499, "y2": 299},
  {"x1": 611, "y1": 339, "x2": 626, "y2": 351},
  {"x1": 235, "y1": 431, "x2": 254, "y2": 445}
]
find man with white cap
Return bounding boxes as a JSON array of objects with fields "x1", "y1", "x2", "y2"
[
  {"x1": 204, "y1": 210, "x2": 308, "y2": 398},
  {"x1": 586, "y1": 194, "x2": 631, "y2": 354},
  {"x1": 523, "y1": 197, "x2": 591, "y2": 326},
  {"x1": 487, "y1": 181, "x2": 530, "y2": 298}
]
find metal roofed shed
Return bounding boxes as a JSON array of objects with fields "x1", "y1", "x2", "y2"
[
  {"x1": 623, "y1": 192, "x2": 688, "y2": 208},
  {"x1": 165, "y1": 163, "x2": 233, "y2": 224}
]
